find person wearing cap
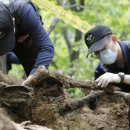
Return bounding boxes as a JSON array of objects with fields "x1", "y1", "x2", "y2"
[
  {"x1": 0, "y1": 1, "x2": 54, "y2": 80},
  {"x1": 85, "y1": 25, "x2": 130, "y2": 91},
  {"x1": 85, "y1": 25, "x2": 130, "y2": 127}
]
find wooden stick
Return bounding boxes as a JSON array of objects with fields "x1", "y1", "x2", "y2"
[
  {"x1": 52, "y1": 72, "x2": 97, "y2": 89},
  {"x1": 60, "y1": 91, "x2": 105, "y2": 114}
]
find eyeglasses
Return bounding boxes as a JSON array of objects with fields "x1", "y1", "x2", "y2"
[{"x1": 91, "y1": 41, "x2": 113, "y2": 58}]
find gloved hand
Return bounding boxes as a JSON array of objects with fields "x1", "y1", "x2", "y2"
[
  {"x1": 22, "y1": 65, "x2": 49, "y2": 87},
  {"x1": 22, "y1": 75, "x2": 34, "y2": 86},
  {"x1": 95, "y1": 72, "x2": 121, "y2": 88}
]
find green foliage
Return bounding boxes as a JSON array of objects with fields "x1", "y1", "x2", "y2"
[
  {"x1": 9, "y1": 0, "x2": 130, "y2": 98},
  {"x1": 65, "y1": 88, "x2": 85, "y2": 99},
  {"x1": 49, "y1": 0, "x2": 130, "y2": 98},
  {"x1": 81, "y1": 0, "x2": 130, "y2": 40},
  {"x1": 8, "y1": 64, "x2": 25, "y2": 79},
  {"x1": 46, "y1": 0, "x2": 130, "y2": 79}
]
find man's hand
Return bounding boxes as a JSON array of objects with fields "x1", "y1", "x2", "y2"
[
  {"x1": 95, "y1": 72, "x2": 121, "y2": 88},
  {"x1": 22, "y1": 75, "x2": 33, "y2": 86},
  {"x1": 22, "y1": 65, "x2": 49, "y2": 87}
]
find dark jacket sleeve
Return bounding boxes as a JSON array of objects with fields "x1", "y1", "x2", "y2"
[
  {"x1": 18, "y1": 3, "x2": 54, "y2": 75},
  {"x1": 7, "y1": 52, "x2": 20, "y2": 64},
  {"x1": 94, "y1": 63, "x2": 106, "y2": 80}
]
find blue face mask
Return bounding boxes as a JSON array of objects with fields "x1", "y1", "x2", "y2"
[{"x1": 99, "y1": 48, "x2": 117, "y2": 65}]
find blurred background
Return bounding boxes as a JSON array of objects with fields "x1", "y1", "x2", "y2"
[{"x1": 6, "y1": 0, "x2": 130, "y2": 98}]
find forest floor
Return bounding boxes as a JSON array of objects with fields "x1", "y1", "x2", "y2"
[{"x1": 0, "y1": 70, "x2": 129, "y2": 130}]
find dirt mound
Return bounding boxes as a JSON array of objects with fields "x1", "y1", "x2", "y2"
[
  {"x1": 21, "y1": 95, "x2": 128, "y2": 130},
  {"x1": 0, "y1": 68, "x2": 129, "y2": 130}
]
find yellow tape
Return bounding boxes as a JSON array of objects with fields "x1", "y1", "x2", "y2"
[{"x1": 32, "y1": 0, "x2": 93, "y2": 33}]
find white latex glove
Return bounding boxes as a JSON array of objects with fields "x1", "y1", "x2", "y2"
[
  {"x1": 22, "y1": 75, "x2": 33, "y2": 86},
  {"x1": 95, "y1": 72, "x2": 121, "y2": 88},
  {"x1": 22, "y1": 65, "x2": 48, "y2": 87}
]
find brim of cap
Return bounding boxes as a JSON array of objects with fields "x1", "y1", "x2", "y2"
[
  {"x1": 86, "y1": 37, "x2": 106, "y2": 58},
  {"x1": 0, "y1": 29, "x2": 15, "y2": 55}
]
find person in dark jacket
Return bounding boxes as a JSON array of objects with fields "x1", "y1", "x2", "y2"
[
  {"x1": 84, "y1": 25, "x2": 130, "y2": 127},
  {"x1": 85, "y1": 25, "x2": 130, "y2": 91},
  {"x1": 0, "y1": 0, "x2": 54, "y2": 81}
]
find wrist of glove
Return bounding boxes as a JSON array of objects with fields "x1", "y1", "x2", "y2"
[
  {"x1": 22, "y1": 75, "x2": 34, "y2": 86},
  {"x1": 112, "y1": 74, "x2": 121, "y2": 83},
  {"x1": 95, "y1": 72, "x2": 121, "y2": 88}
]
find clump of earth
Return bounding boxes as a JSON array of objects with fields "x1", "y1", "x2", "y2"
[{"x1": 0, "y1": 69, "x2": 129, "y2": 130}]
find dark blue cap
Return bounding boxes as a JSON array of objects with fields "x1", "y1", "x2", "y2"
[
  {"x1": 85, "y1": 25, "x2": 112, "y2": 57},
  {"x1": 0, "y1": 4, "x2": 15, "y2": 55}
]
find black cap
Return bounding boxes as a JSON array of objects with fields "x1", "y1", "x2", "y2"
[
  {"x1": 0, "y1": 4, "x2": 15, "y2": 55},
  {"x1": 84, "y1": 25, "x2": 112, "y2": 57}
]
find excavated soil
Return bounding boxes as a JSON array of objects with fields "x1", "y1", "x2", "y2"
[
  {"x1": 26, "y1": 94, "x2": 128, "y2": 130},
  {"x1": 0, "y1": 71, "x2": 129, "y2": 130}
]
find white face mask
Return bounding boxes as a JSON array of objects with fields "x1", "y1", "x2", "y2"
[{"x1": 99, "y1": 43, "x2": 117, "y2": 65}]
